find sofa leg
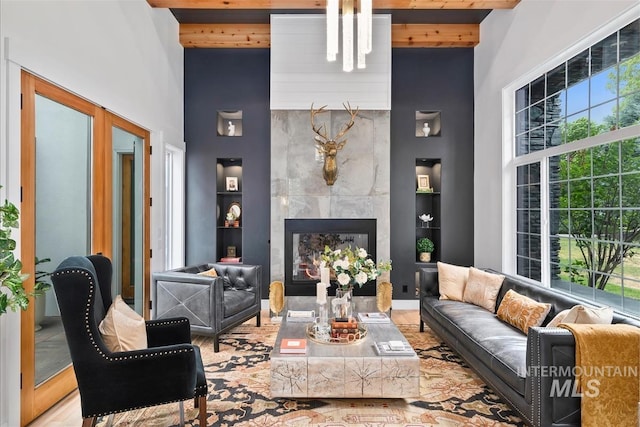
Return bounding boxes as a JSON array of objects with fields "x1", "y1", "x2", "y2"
[
  {"x1": 197, "y1": 396, "x2": 207, "y2": 426},
  {"x1": 213, "y1": 336, "x2": 219, "y2": 353},
  {"x1": 256, "y1": 313, "x2": 261, "y2": 327},
  {"x1": 82, "y1": 417, "x2": 97, "y2": 427},
  {"x1": 420, "y1": 319, "x2": 424, "y2": 332}
]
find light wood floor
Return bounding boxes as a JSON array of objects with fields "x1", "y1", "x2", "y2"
[{"x1": 28, "y1": 309, "x2": 420, "y2": 426}]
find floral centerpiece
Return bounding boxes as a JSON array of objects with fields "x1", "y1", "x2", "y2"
[{"x1": 321, "y1": 245, "x2": 392, "y2": 291}]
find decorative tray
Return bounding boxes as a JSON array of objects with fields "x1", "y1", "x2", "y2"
[{"x1": 305, "y1": 322, "x2": 368, "y2": 345}]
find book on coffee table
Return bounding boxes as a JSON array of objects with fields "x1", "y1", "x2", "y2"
[
  {"x1": 280, "y1": 338, "x2": 307, "y2": 354},
  {"x1": 357, "y1": 312, "x2": 391, "y2": 323},
  {"x1": 374, "y1": 341, "x2": 416, "y2": 356}
]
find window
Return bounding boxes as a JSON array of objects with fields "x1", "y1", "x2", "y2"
[
  {"x1": 513, "y1": 18, "x2": 640, "y2": 315},
  {"x1": 164, "y1": 145, "x2": 185, "y2": 269}
]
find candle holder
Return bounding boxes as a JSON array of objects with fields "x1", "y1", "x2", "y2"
[{"x1": 315, "y1": 302, "x2": 330, "y2": 339}]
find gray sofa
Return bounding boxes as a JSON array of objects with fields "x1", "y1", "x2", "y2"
[
  {"x1": 419, "y1": 267, "x2": 640, "y2": 427},
  {"x1": 152, "y1": 263, "x2": 262, "y2": 352}
]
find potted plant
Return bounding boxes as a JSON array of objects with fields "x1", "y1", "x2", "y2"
[
  {"x1": 416, "y1": 237, "x2": 434, "y2": 263},
  {"x1": 34, "y1": 257, "x2": 52, "y2": 330},
  {"x1": 0, "y1": 186, "x2": 29, "y2": 315}
]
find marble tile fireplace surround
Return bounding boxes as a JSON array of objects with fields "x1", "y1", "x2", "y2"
[{"x1": 270, "y1": 109, "x2": 390, "y2": 294}]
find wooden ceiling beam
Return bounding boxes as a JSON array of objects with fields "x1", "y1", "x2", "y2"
[
  {"x1": 180, "y1": 23, "x2": 271, "y2": 48},
  {"x1": 150, "y1": 0, "x2": 519, "y2": 10},
  {"x1": 179, "y1": 23, "x2": 478, "y2": 48},
  {"x1": 392, "y1": 23, "x2": 478, "y2": 47}
]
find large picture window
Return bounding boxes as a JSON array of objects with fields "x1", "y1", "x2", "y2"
[{"x1": 513, "y1": 18, "x2": 640, "y2": 315}]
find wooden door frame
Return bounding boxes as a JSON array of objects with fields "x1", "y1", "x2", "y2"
[{"x1": 19, "y1": 71, "x2": 151, "y2": 425}]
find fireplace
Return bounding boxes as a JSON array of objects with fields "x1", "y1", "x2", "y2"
[{"x1": 284, "y1": 218, "x2": 377, "y2": 296}]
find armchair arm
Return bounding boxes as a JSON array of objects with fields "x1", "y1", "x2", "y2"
[
  {"x1": 152, "y1": 271, "x2": 225, "y2": 329},
  {"x1": 146, "y1": 317, "x2": 192, "y2": 346},
  {"x1": 77, "y1": 343, "x2": 199, "y2": 418},
  {"x1": 526, "y1": 327, "x2": 580, "y2": 427}
]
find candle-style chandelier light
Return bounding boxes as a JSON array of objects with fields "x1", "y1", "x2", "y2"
[{"x1": 326, "y1": 0, "x2": 373, "y2": 72}]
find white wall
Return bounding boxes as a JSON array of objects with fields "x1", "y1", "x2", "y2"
[
  {"x1": 474, "y1": 0, "x2": 638, "y2": 272},
  {"x1": 0, "y1": 1, "x2": 183, "y2": 425}
]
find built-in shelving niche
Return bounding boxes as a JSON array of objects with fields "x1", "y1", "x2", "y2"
[{"x1": 415, "y1": 158, "x2": 442, "y2": 265}]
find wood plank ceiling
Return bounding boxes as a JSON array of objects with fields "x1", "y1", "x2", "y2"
[{"x1": 147, "y1": 0, "x2": 520, "y2": 48}]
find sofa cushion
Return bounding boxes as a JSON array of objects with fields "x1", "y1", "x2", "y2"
[
  {"x1": 428, "y1": 299, "x2": 528, "y2": 396},
  {"x1": 547, "y1": 304, "x2": 614, "y2": 327},
  {"x1": 224, "y1": 289, "x2": 256, "y2": 317},
  {"x1": 462, "y1": 267, "x2": 505, "y2": 312},
  {"x1": 437, "y1": 262, "x2": 469, "y2": 301},
  {"x1": 497, "y1": 289, "x2": 552, "y2": 334}
]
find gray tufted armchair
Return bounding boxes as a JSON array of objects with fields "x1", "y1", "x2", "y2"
[{"x1": 152, "y1": 263, "x2": 262, "y2": 352}]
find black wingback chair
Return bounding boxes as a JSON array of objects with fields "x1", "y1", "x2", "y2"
[{"x1": 51, "y1": 255, "x2": 208, "y2": 427}]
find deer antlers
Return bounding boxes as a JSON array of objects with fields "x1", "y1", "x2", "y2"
[
  {"x1": 310, "y1": 102, "x2": 360, "y2": 186},
  {"x1": 310, "y1": 102, "x2": 359, "y2": 146}
]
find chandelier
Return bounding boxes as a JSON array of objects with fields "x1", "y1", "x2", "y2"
[{"x1": 326, "y1": 0, "x2": 373, "y2": 72}]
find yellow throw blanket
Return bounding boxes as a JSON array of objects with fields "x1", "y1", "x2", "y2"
[{"x1": 559, "y1": 323, "x2": 640, "y2": 427}]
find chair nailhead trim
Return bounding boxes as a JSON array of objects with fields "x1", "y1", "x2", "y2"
[
  {"x1": 87, "y1": 396, "x2": 204, "y2": 419},
  {"x1": 53, "y1": 268, "x2": 195, "y2": 363}
]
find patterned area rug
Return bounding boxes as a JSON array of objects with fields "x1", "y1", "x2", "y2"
[{"x1": 99, "y1": 323, "x2": 525, "y2": 426}]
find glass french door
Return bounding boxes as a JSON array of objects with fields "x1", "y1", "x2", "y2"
[{"x1": 20, "y1": 71, "x2": 150, "y2": 425}]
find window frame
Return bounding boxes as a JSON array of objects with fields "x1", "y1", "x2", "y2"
[{"x1": 504, "y1": 8, "x2": 640, "y2": 316}]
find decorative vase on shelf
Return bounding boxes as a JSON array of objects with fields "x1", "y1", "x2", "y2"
[
  {"x1": 332, "y1": 286, "x2": 353, "y2": 321},
  {"x1": 422, "y1": 122, "x2": 431, "y2": 137}
]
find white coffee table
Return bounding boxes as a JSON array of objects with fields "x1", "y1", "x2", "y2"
[{"x1": 270, "y1": 296, "x2": 420, "y2": 398}]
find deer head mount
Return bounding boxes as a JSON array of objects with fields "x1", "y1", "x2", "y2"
[{"x1": 310, "y1": 102, "x2": 360, "y2": 186}]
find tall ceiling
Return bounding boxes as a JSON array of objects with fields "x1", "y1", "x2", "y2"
[{"x1": 147, "y1": 0, "x2": 520, "y2": 48}]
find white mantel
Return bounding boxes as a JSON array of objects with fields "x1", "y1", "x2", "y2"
[{"x1": 270, "y1": 15, "x2": 392, "y2": 110}]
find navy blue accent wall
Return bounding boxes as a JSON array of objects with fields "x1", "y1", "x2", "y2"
[
  {"x1": 184, "y1": 49, "x2": 271, "y2": 291},
  {"x1": 390, "y1": 49, "x2": 475, "y2": 298},
  {"x1": 184, "y1": 48, "x2": 474, "y2": 300}
]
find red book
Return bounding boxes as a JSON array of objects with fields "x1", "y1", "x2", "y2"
[
  {"x1": 280, "y1": 338, "x2": 307, "y2": 354},
  {"x1": 219, "y1": 257, "x2": 241, "y2": 263}
]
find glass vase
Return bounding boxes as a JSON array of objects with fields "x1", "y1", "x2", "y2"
[{"x1": 333, "y1": 286, "x2": 353, "y2": 321}]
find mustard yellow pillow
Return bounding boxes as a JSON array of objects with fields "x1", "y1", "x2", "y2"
[
  {"x1": 462, "y1": 267, "x2": 505, "y2": 312},
  {"x1": 437, "y1": 262, "x2": 469, "y2": 301},
  {"x1": 546, "y1": 305, "x2": 614, "y2": 327},
  {"x1": 198, "y1": 267, "x2": 218, "y2": 277},
  {"x1": 496, "y1": 289, "x2": 551, "y2": 334},
  {"x1": 98, "y1": 295, "x2": 147, "y2": 352}
]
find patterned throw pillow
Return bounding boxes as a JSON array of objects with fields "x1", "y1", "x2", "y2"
[
  {"x1": 197, "y1": 267, "x2": 218, "y2": 277},
  {"x1": 496, "y1": 289, "x2": 551, "y2": 334},
  {"x1": 462, "y1": 267, "x2": 505, "y2": 312},
  {"x1": 437, "y1": 261, "x2": 469, "y2": 301},
  {"x1": 546, "y1": 305, "x2": 614, "y2": 327}
]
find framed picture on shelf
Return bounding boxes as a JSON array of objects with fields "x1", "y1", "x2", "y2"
[
  {"x1": 226, "y1": 176, "x2": 239, "y2": 192},
  {"x1": 417, "y1": 175, "x2": 431, "y2": 191},
  {"x1": 227, "y1": 246, "x2": 237, "y2": 257}
]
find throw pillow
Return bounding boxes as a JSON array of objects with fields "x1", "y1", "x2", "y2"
[
  {"x1": 462, "y1": 267, "x2": 505, "y2": 312},
  {"x1": 437, "y1": 262, "x2": 469, "y2": 301},
  {"x1": 546, "y1": 305, "x2": 614, "y2": 327},
  {"x1": 496, "y1": 289, "x2": 552, "y2": 334},
  {"x1": 99, "y1": 295, "x2": 148, "y2": 352},
  {"x1": 197, "y1": 267, "x2": 218, "y2": 277}
]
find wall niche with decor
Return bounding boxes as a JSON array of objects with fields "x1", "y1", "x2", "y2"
[
  {"x1": 216, "y1": 158, "x2": 243, "y2": 263},
  {"x1": 415, "y1": 158, "x2": 441, "y2": 265},
  {"x1": 415, "y1": 110, "x2": 441, "y2": 137}
]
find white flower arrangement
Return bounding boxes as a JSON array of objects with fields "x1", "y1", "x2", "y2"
[{"x1": 321, "y1": 245, "x2": 392, "y2": 291}]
